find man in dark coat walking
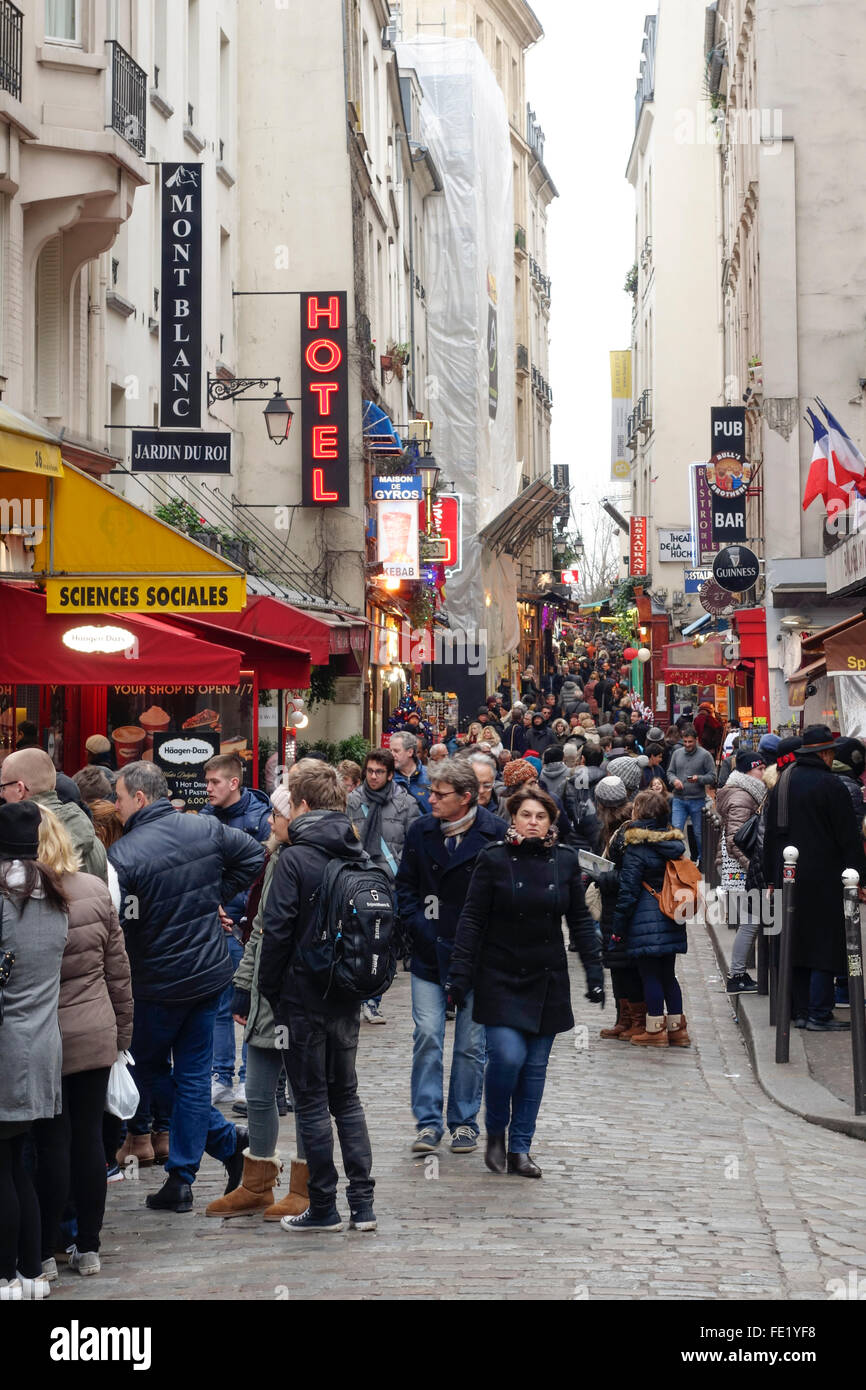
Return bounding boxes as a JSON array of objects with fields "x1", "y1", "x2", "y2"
[{"x1": 763, "y1": 726, "x2": 866, "y2": 1030}]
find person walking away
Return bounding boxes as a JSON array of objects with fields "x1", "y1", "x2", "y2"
[
  {"x1": 585, "y1": 779, "x2": 644, "y2": 1039},
  {"x1": 205, "y1": 787, "x2": 309, "y2": 1222},
  {"x1": 447, "y1": 786, "x2": 603, "y2": 1177},
  {"x1": 610, "y1": 789, "x2": 691, "y2": 1047},
  {"x1": 347, "y1": 747, "x2": 420, "y2": 1024},
  {"x1": 200, "y1": 754, "x2": 272, "y2": 1109},
  {"x1": 694, "y1": 702, "x2": 724, "y2": 761},
  {"x1": 391, "y1": 731, "x2": 432, "y2": 813},
  {"x1": 1, "y1": 749, "x2": 107, "y2": 882},
  {"x1": 0, "y1": 802, "x2": 68, "y2": 1300},
  {"x1": 715, "y1": 752, "x2": 768, "y2": 993},
  {"x1": 396, "y1": 759, "x2": 507, "y2": 1156},
  {"x1": 763, "y1": 726, "x2": 866, "y2": 1031},
  {"x1": 258, "y1": 761, "x2": 381, "y2": 1233},
  {"x1": 503, "y1": 703, "x2": 528, "y2": 756},
  {"x1": 666, "y1": 726, "x2": 716, "y2": 866},
  {"x1": 109, "y1": 762, "x2": 264, "y2": 1212},
  {"x1": 32, "y1": 807, "x2": 132, "y2": 1279}
]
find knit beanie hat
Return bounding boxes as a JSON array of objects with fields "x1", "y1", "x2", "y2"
[
  {"x1": 647, "y1": 727, "x2": 664, "y2": 742},
  {"x1": 757, "y1": 733, "x2": 781, "y2": 759},
  {"x1": 594, "y1": 776, "x2": 628, "y2": 808},
  {"x1": 522, "y1": 753, "x2": 543, "y2": 775},
  {"x1": 0, "y1": 800, "x2": 42, "y2": 860},
  {"x1": 270, "y1": 786, "x2": 292, "y2": 819},
  {"x1": 735, "y1": 750, "x2": 766, "y2": 774},
  {"x1": 503, "y1": 759, "x2": 538, "y2": 788},
  {"x1": 607, "y1": 756, "x2": 642, "y2": 795},
  {"x1": 85, "y1": 734, "x2": 112, "y2": 755}
]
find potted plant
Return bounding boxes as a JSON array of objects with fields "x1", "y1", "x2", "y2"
[
  {"x1": 624, "y1": 264, "x2": 639, "y2": 298},
  {"x1": 385, "y1": 341, "x2": 411, "y2": 382}
]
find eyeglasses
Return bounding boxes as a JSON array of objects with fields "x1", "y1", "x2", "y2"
[
  {"x1": 428, "y1": 789, "x2": 457, "y2": 801},
  {"x1": 0, "y1": 781, "x2": 23, "y2": 791}
]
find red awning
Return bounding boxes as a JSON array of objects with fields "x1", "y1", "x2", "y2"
[
  {"x1": 0, "y1": 584, "x2": 242, "y2": 685},
  {"x1": 155, "y1": 611, "x2": 311, "y2": 689},
  {"x1": 211, "y1": 595, "x2": 367, "y2": 664}
]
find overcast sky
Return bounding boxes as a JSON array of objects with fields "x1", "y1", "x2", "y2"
[{"x1": 526, "y1": 0, "x2": 659, "y2": 533}]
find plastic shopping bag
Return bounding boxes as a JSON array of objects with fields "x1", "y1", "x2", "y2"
[{"x1": 105, "y1": 1050, "x2": 140, "y2": 1120}]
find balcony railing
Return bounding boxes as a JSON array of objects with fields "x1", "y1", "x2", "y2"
[
  {"x1": 0, "y1": 0, "x2": 22, "y2": 102},
  {"x1": 108, "y1": 40, "x2": 146, "y2": 155}
]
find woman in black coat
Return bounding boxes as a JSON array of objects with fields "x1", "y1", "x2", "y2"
[{"x1": 447, "y1": 786, "x2": 603, "y2": 1179}]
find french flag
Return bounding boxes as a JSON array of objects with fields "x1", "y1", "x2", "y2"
[
  {"x1": 802, "y1": 408, "x2": 850, "y2": 511},
  {"x1": 817, "y1": 397, "x2": 866, "y2": 495}
]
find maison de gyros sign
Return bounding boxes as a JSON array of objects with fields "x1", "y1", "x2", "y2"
[{"x1": 160, "y1": 164, "x2": 202, "y2": 427}]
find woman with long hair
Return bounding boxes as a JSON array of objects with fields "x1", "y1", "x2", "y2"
[
  {"x1": 587, "y1": 778, "x2": 644, "y2": 1040},
  {"x1": 447, "y1": 785, "x2": 603, "y2": 1178},
  {"x1": 0, "y1": 802, "x2": 68, "y2": 1299},
  {"x1": 478, "y1": 725, "x2": 503, "y2": 759},
  {"x1": 466, "y1": 721, "x2": 483, "y2": 746},
  {"x1": 32, "y1": 805, "x2": 132, "y2": 1280}
]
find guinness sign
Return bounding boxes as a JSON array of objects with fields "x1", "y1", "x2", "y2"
[{"x1": 712, "y1": 545, "x2": 760, "y2": 593}]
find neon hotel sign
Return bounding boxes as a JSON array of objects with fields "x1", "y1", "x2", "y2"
[{"x1": 300, "y1": 292, "x2": 349, "y2": 507}]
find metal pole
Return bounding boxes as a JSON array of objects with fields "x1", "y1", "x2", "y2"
[
  {"x1": 768, "y1": 927, "x2": 777, "y2": 1026},
  {"x1": 842, "y1": 869, "x2": 866, "y2": 1116},
  {"x1": 775, "y1": 845, "x2": 798, "y2": 1063},
  {"x1": 757, "y1": 897, "x2": 769, "y2": 995}
]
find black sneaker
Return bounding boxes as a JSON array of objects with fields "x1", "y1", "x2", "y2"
[
  {"x1": 231, "y1": 1099, "x2": 248, "y2": 1117},
  {"x1": 223, "y1": 1126, "x2": 248, "y2": 1195},
  {"x1": 726, "y1": 972, "x2": 757, "y2": 994},
  {"x1": 145, "y1": 1175, "x2": 193, "y2": 1213},
  {"x1": 805, "y1": 1018, "x2": 851, "y2": 1031},
  {"x1": 348, "y1": 1207, "x2": 377, "y2": 1232},
  {"x1": 793, "y1": 1017, "x2": 808, "y2": 1029},
  {"x1": 281, "y1": 1207, "x2": 343, "y2": 1233}
]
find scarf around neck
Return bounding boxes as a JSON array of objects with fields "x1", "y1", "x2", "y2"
[
  {"x1": 506, "y1": 824, "x2": 558, "y2": 849},
  {"x1": 360, "y1": 781, "x2": 393, "y2": 853},
  {"x1": 441, "y1": 806, "x2": 477, "y2": 839}
]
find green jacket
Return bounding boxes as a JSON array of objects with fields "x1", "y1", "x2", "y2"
[
  {"x1": 233, "y1": 846, "x2": 281, "y2": 1048},
  {"x1": 31, "y1": 791, "x2": 108, "y2": 883}
]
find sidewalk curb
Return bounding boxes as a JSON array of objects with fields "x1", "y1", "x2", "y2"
[{"x1": 704, "y1": 909, "x2": 866, "y2": 1143}]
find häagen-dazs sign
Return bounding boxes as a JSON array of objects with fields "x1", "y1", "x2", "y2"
[{"x1": 658, "y1": 528, "x2": 693, "y2": 563}]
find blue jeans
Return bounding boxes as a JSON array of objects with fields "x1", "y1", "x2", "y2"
[
  {"x1": 792, "y1": 967, "x2": 835, "y2": 1024},
  {"x1": 244, "y1": 1044, "x2": 303, "y2": 1163},
  {"x1": 671, "y1": 795, "x2": 706, "y2": 862},
  {"x1": 213, "y1": 935, "x2": 247, "y2": 1086},
  {"x1": 484, "y1": 1027, "x2": 555, "y2": 1152},
  {"x1": 130, "y1": 993, "x2": 237, "y2": 1186},
  {"x1": 410, "y1": 974, "x2": 486, "y2": 1138}
]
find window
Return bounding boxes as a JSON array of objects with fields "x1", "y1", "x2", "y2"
[
  {"x1": 45, "y1": 0, "x2": 79, "y2": 43},
  {"x1": 187, "y1": 0, "x2": 199, "y2": 125},
  {"x1": 107, "y1": 0, "x2": 131, "y2": 49},
  {"x1": 35, "y1": 237, "x2": 62, "y2": 417},
  {"x1": 220, "y1": 227, "x2": 232, "y2": 363},
  {"x1": 219, "y1": 31, "x2": 231, "y2": 162},
  {"x1": 153, "y1": 0, "x2": 166, "y2": 87}
]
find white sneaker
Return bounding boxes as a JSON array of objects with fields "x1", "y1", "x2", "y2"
[
  {"x1": 67, "y1": 1246, "x2": 101, "y2": 1277},
  {"x1": 211, "y1": 1077, "x2": 233, "y2": 1105},
  {"x1": 0, "y1": 1278, "x2": 22, "y2": 1300},
  {"x1": 42, "y1": 1258, "x2": 59, "y2": 1283},
  {"x1": 16, "y1": 1272, "x2": 50, "y2": 1299},
  {"x1": 362, "y1": 1001, "x2": 386, "y2": 1024},
  {"x1": 232, "y1": 1081, "x2": 246, "y2": 1105}
]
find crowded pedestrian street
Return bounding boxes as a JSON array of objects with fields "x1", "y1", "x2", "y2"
[{"x1": 46, "y1": 928, "x2": 866, "y2": 1303}]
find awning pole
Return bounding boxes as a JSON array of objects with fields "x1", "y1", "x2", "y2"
[{"x1": 48, "y1": 477, "x2": 55, "y2": 574}]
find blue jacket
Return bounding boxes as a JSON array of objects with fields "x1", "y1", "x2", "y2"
[
  {"x1": 395, "y1": 760, "x2": 432, "y2": 814},
  {"x1": 611, "y1": 820, "x2": 688, "y2": 959},
  {"x1": 109, "y1": 799, "x2": 265, "y2": 1004},
  {"x1": 200, "y1": 787, "x2": 272, "y2": 930},
  {"x1": 395, "y1": 805, "x2": 508, "y2": 984}
]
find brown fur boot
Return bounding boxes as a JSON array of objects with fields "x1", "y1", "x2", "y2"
[
  {"x1": 151, "y1": 1131, "x2": 170, "y2": 1163},
  {"x1": 116, "y1": 1132, "x2": 154, "y2": 1167},
  {"x1": 600, "y1": 999, "x2": 632, "y2": 1039},
  {"x1": 630, "y1": 1014, "x2": 669, "y2": 1047},
  {"x1": 618, "y1": 1002, "x2": 647, "y2": 1041},
  {"x1": 206, "y1": 1153, "x2": 281, "y2": 1218},
  {"x1": 263, "y1": 1160, "x2": 309, "y2": 1221},
  {"x1": 667, "y1": 1013, "x2": 692, "y2": 1047}
]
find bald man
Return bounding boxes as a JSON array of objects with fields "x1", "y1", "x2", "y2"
[
  {"x1": 1, "y1": 747, "x2": 108, "y2": 881},
  {"x1": 428, "y1": 744, "x2": 449, "y2": 764}
]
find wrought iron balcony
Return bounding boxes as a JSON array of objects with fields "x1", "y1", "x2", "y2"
[
  {"x1": 108, "y1": 40, "x2": 147, "y2": 155},
  {"x1": 639, "y1": 387, "x2": 653, "y2": 433},
  {"x1": 0, "y1": 0, "x2": 21, "y2": 101}
]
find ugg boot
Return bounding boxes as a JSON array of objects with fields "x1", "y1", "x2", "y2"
[
  {"x1": 667, "y1": 1013, "x2": 692, "y2": 1047},
  {"x1": 618, "y1": 1002, "x2": 647, "y2": 1041},
  {"x1": 630, "y1": 1014, "x2": 669, "y2": 1047},
  {"x1": 151, "y1": 1131, "x2": 170, "y2": 1163},
  {"x1": 600, "y1": 999, "x2": 632, "y2": 1039},
  {"x1": 116, "y1": 1132, "x2": 154, "y2": 1167},
  {"x1": 263, "y1": 1159, "x2": 309, "y2": 1221},
  {"x1": 205, "y1": 1152, "x2": 281, "y2": 1218}
]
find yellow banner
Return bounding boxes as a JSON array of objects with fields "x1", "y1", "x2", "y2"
[
  {"x1": 610, "y1": 349, "x2": 633, "y2": 481},
  {"x1": 45, "y1": 575, "x2": 246, "y2": 614},
  {"x1": 0, "y1": 428, "x2": 63, "y2": 477},
  {"x1": 610, "y1": 350, "x2": 632, "y2": 399}
]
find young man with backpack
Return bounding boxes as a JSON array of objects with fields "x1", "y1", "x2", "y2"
[{"x1": 258, "y1": 760, "x2": 396, "y2": 1233}]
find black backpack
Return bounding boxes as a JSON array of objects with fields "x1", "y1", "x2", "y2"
[{"x1": 302, "y1": 856, "x2": 398, "y2": 1003}]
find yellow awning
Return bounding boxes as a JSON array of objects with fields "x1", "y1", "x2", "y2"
[{"x1": 0, "y1": 404, "x2": 63, "y2": 477}]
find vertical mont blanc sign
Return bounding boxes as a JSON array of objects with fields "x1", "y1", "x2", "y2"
[
  {"x1": 300, "y1": 292, "x2": 349, "y2": 507},
  {"x1": 160, "y1": 164, "x2": 202, "y2": 427}
]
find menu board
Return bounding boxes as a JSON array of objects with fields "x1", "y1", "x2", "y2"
[
  {"x1": 153, "y1": 730, "x2": 220, "y2": 811},
  {"x1": 107, "y1": 681, "x2": 254, "y2": 787}
]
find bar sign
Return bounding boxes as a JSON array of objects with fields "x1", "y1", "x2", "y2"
[{"x1": 160, "y1": 163, "x2": 203, "y2": 427}]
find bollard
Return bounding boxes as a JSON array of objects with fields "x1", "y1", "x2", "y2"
[
  {"x1": 775, "y1": 846, "x2": 798, "y2": 1063},
  {"x1": 841, "y1": 869, "x2": 866, "y2": 1116},
  {"x1": 757, "y1": 899, "x2": 769, "y2": 996},
  {"x1": 768, "y1": 925, "x2": 778, "y2": 1025}
]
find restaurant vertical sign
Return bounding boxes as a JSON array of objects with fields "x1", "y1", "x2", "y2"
[
  {"x1": 629, "y1": 515, "x2": 648, "y2": 577},
  {"x1": 160, "y1": 164, "x2": 202, "y2": 427}
]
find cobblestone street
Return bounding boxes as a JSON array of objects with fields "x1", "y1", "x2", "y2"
[{"x1": 51, "y1": 923, "x2": 866, "y2": 1302}]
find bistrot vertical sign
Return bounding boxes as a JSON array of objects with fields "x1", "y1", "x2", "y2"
[
  {"x1": 300, "y1": 292, "x2": 349, "y2": 507},
  {"x1": 160, "y1": 164, "x2": 202, "y2": 427}
]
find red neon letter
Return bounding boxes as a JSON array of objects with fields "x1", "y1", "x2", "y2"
[
  {"x1": 305, "y1": 338, "x2": 342, "y2": 373},
  {"x1": 312, "y1": 468, "x2": 339, "y2": 502},
  {"x1": 306, "y1": 295, "x2": 340, "y2": 330},
  {"x1": 308, "y1": 382, "x2": 339, "y2": 415},
  {"x1": 312, "y1": 425, "x2": 338, "y2": 459}
]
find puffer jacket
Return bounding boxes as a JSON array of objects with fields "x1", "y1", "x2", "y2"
[
  {"x1": 0, "y1": 876, "x2": 67, "y2": 1122},
  {"x1": 108, "y1": 798, "x2": 265, "y2": 1004},
  {"x1": 611, "y1": 820, "x2": 688, "y2": 958},
  {"x1": 30, "y1": 790, "x2": 108, "y2": 883},
  {"x1": 715, "y1": 771, "x2": 767, "y2": 872},
  {"x1": 56, "y1": 871, "x2": 133, "y2": 1075},
  {"x1": 347, "y1": 781, "x2": 421, "y2": 876},
  {"x1": 231, "y1": 845, "x2": 281, "y2": 1047},
  {"x1": 200, "y1": 786, "x2": 272, "y2": 930}
]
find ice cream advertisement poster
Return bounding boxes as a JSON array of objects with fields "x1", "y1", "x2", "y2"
[{"x1": 377, "y1": 499, "x2": 420, "y2": 580}]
